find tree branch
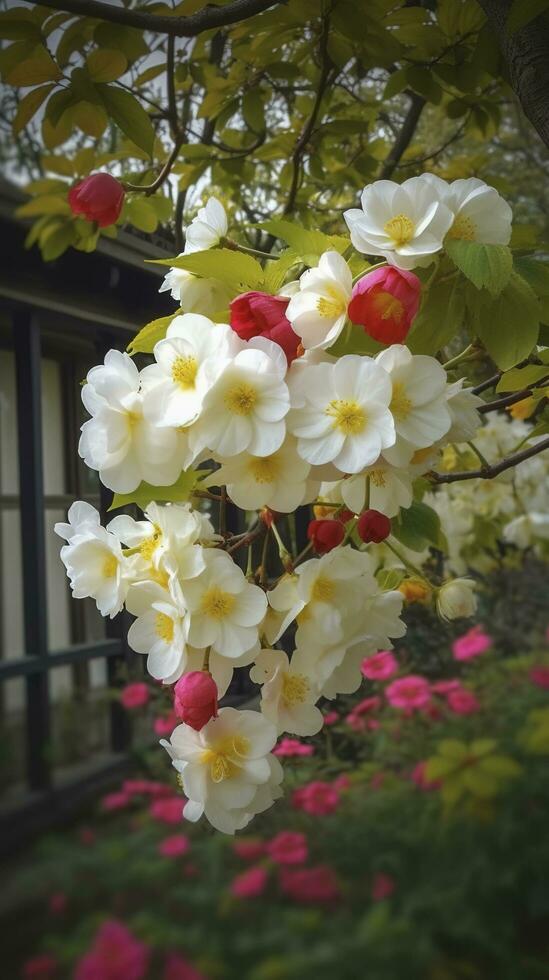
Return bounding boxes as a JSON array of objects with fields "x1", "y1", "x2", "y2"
[
  {"x1": 477, "y1": 0, "x2": 549, "y2": 149},
  {"x1": 431, "y1": 436, "x2": 549, "y2": 485},
  {"x1": 24, "y1": 0, "x2": 280, "y2": 37},
  {"x1": 378, "y1": 90, "x2": 426, "y2": 180},
  {"x1": 478, "y1": 377, "x2": 549, "y2": 414}
]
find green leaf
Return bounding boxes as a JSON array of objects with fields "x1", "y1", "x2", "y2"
[
  {"x1": 424, "y1": 757, "x2": 458, "y2": 781},
  {"x1": 70, "y1": 100, "x2": 108, "y2": 138},
  {"x1": 12, "y1": 83, "x2": 54, "y2": 135},
  {"x1": 124, "y1": 198, "x2": 158, "y2": 233},
  {"x1": 0, "y1": 12, "x2": 43, "y2": 42},
  {"x1": 375, "y1": 567, "x2": 405, "y2": 591},
  {"x1": 39, "y1": 221, "x2": 76, "y2": 260},
  {"x1": 127, "y1": 311, "x2": 181, "y2": 355},
  {"x1": 439, "y1": 739, "x2": 468, "y2": 760},
  {"x1": 407, "y1": 278, "x2": 465, "y2": 355},
  {"x1": 86, "y1": 48, "x2": 127, "y2": 83},
  {"x1": 242, "y1": 88, "x2": 265, "y2": 132},
  {"x1": 263, "y1": 248, "x2": 302, "y2": 293},
  {"x1": 477, "y1": 755, "x2": 521, "y2": 778},
  {"x1": 108, "y1": 469, "x2": 202, "y2": 511},
  {"x1": 473, "y1": 272, "x2": 540, "y2": 370},
  {"x1": 507, "y1": 0, "x2": 549, "y2": 33},
  {"x1": 462, "y1": 768, "x2": 499, "y2": 798},
  {"x1": 514, "y1": 256, "x2": 549, "y2": 296},
  {"x1": 4, "y1": 43, "x2": 62, "y2": 86},
  {"x1": 150, "y1": 248, "x2": 264, "y2": 290},
  {"x1": 496, "y1": 364, "x2": 549, "y2": 393},
  {"x1": 382, "y1": 67, "x2": 408, "y2": 100},
  {"x1": 97, "y1": 84, "x2": 155, "y2": 157},
  {"x1": 257, "y1": 219, "x2": 350, "y2": 263},
  {"x1": 16, "y1": 194, "x2": 71, "y2": 218},
  {"x1": 445, "y1": 240, "x2": 513, "y2": 296},
  {"x1": 471, "y1": 738, "x2": 497, "y2": 756},
  {"x1": 391, "y1": 500, "x2": 445, "y2": 553}
]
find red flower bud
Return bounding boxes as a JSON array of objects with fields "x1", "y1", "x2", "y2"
[
  {"x1": 348, "y1": 267, "x2": 421, "y2": 345},
  {"x1": 68, "y1": 173, "x2": 125, "y2": 228},
  {"x1": 307, "y1": 518, "x2": 345, "y2": 554},
  {"x1": 357, "y1": 509, "x2": 391, "y2": 544},
  {"x1": 173, "y1": 671, "x2": 218, "y2": 731},
  {"x1": 230, "y1": 291, "x2": 301, "y2": 364}
]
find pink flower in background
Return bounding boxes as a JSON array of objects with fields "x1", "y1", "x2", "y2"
[
  {"x1": 361, "y1": 650, "x2": 398, "y2": 681},
  {"x1": 233, "y1": 838, "x2": 266, "y2": 862},
  {"x1": 163, "y1": 953, "x2": 208, "y2": 980},
  {"x1": 386, "y1": 675, "x2": 431, "y2": 711},
  {"x1": 333, "y1": 774, "x2": 351, "y2": 791},
  {"x1": 48, "y1": 892, "x2": 67, "y2": 915},
  {"x1": 101, "y1": 791, "x2": 130, "y2": 812},
  {"x1": 273, "y1": 738, "x2": 314, "y2": 757},
  {"x1": 23, "y1": 953, "x2": 58, "y2": 979},
  {"x1": 447, "y1": 688, "x2": 480, "y2": 715},
  {"x1": 154, "y1": 712, "x2": 178, "y2": 737},
  {"x1": 431, "y1": 679, "x2": 461, "y2": 695},
  {"x1": 267, "y1": 831, "x2": 308, "y2": 865},
  {"x1": 75, "y1": 921, "x2": 150, "y2": 980},
  {"x1": 370, "y1": 772, "x2": 385, "y2": 791},
  {"x1": 323, "y1": 710, "x2": 339, "y2": 726},
  {"x1": 120, "y1": 682, "x2": 149, "y2": 710},
  {"x1": 123, "y1": 779, "x2": 172, "y2": 798},
  {"x1": 158, "y1": 834, "x2": 190, "y2": 858},
  {"x1": 292, "y1": 781, "x2": 340, "y2": 816},
  {"x1": 231, "y1": 865, "x2": 269, "y2": 898},
  {"x1": 149, "y1": 797, "x2": 184, "y2": 824},
  {"x1": 79, "y1": 827, "x2": 96, "y2": 846},
  {"x1": 452, "y1": 625, "x2": 492, "y2": 661},
  {"x1": 279, "y1": 865, "x2": 341, "y2": 904},
  {"x1": 530, "y1": 666, "x2": 549, "y2": 689},
  {"x1": 411, "y1": 761, "x2": 440, "y2": 792},
  {"x1": 371, "y1": 872, "x2": 395, "y2": 902}
]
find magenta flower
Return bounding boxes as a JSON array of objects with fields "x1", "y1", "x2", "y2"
[
  {"x1": 120, "y1": 682, "x2": 149, "y2": 710},
  {"x1": 74, "y1": 921, "x2": 150, "y2": 980},
  {"x1": 452, "y1": 625, "x2": 492, "y2": 661},
  {"x1": 530, "y1": 666, "x2": 549, "y2": 689},
  {"x1": 292, "y1": 780, "x2": 340, "y2": 816},
  {"x1": 163, "y1": 953, "x2": 208, "y2": 980},
  {"x1": 279, "y1": 865, "x2": 341, "y2": 904},
  {"x1": 447, "y1": 688, "x2": 480, "y2": 715},
  {"x1": 386, "y1": 675, "x2": 431, "y2": 710},
  {"x1": 149, "y1": 797, "x2": 184, "y2": 824},
  {"x1": 233, "y1": 838, "x2": 266, "y2": 861},
  {"x1": 101, "y1": 791, "x2": 130, "y2": 812},
  {"x1": 371, "y1": 872, "x2": 395, "y2": 902},
  {"x1": 323, "y1": 710, "x2": 339, "y2": 725},
  {"x1": 267, "y1": 831, "x2": 308, "y2": 865},
  {"x1": 273, "y1": 738, "x2": 315, "y2": 757},
  {"x1": 23, "y1": 953, "x2": 58, "y2": 979},
  {"x1": 231, "y1": 865, "x2": 269, "y2": 898},
  {"x1": 158, "y1": 834, "x2": 190, "y2": 858},
  {"x1": 411, "y1": 760, "x2": 440, "y2": 792},
  {"x1": 153, "y1": 711, "x2": 178, "y2": 737},
  {"x1": 361, "y1": 650, "x2": 398, "y2": 681}
]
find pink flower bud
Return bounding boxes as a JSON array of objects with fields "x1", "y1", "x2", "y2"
[
  {"x1": 230, "y1": 291, "x2": 301, "y2": 363},
  {"x1": 307, "y1": 518, "x2": 345, "y2": 554},
  {"x1": 173, "y1": 671, "x2": 218, "y2": 730},
  {"x1": 348, "y1": 267, "x2": 421, "y2": 344},
  {"x1": 357, "y1": 508, "x2": 391, "y2": 544},
  {"x1": 68, "y1": 173, "x2": 125, "y2": 227}
]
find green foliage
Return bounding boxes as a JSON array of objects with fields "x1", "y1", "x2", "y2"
[
  {"x1": 108, "y1": 469, "x2": 203, "y2": 511},
  {"x1": 153, "y1": 248, "x2": 265, "y2": 290},
  {"x1": 445, "y1": 240, "x2": 513, "y2": 296},
  {"x1": 391, "y1": 500, "x2": 446, "y2": 553},
  {"x1": 127, "y1": 310, "x2": 181, "y2": 355},
  {"x1": 469, "y1": 273, "x2": 540, "y2": 369}
]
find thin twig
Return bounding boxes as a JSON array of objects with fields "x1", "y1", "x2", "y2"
[
  {"x1": 378, "y1": 91, "x2": 426, "y2": 180},
  {"x1": 430, "y1": 436, "x2": 549, "y2": 485}
]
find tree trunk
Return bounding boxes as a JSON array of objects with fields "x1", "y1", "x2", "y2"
[{"x1": 478, "y1": 0, "x2": 549, "y2": 149}]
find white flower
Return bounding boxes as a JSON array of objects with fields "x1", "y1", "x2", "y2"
[
  {"x1": 54, "y1": 500, "x2": 102, "y2": 542},
  {"x1": 436, "y1": 578, "x2": 477, "y2": 621},
  {"x1": 79, "y1": 350, "x2": 188, "y2": 493},
  {"x1": 343, "y1": 175, "x2": 453, "y2": 270},
  {"x1": 425, "y1": 175, "x2": 512, "y2": 245},
  {"x1": 189, "y1": 341, "x2": 290, "y2": 460},
  {"x1": 335, "y1": 457, "x2": 413, "y2": 518},
  {"x1": 184, "y1": 197, "x2": 228, "y2": 253},
  {"x1": 108, "y1": 502, "x2": 209, "y2": 584},
  {"x1": 55, "y1": 514, "x2": 130, "y2": 617},
  {"x1": 250, "y1": 649, "x2": 323, "y2": 736},
  {"x1": 141, "y1": 314, "x2": 242, "y2": 428},
  {"x1": 288, "y1": 354, "x2": 395, "y2": 474},
  {"x1": 161, "y1": 706, "x2": 282, "y2": 834},
  {"x1": 444, "y1": 379, "x2": 483, "y2": 443},
  {"x1": 285, "y1": 251, "x2": 352, "y2": 350},
  {"x1": 376, "y1": 345, "x2": 451, "y2": 466},
  {"x1": 159, "y1": 267, "x2": 232, "y2": 315},
  {"x1": 127, "y1": 579, "x2": 189, "y2": 682},
  {"x1": 503, "y1": 513, "x2": 549, "y2": 549},
  {"x1": 206, "y1": 436, "x2": 312, "y2": 512},
  {"x1": 182, "y1": 549, "x2": 267, "y2": 658}
]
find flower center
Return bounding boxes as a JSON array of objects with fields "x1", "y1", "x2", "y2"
[
  {"x1": 316, "y1": 286, "x2": 347, "y2": 319},
  {"x1": 125, "y1": 409, "x2": 141, "y2": 430},
  {"x1": 149, "y1": 567, "x2": 170, "y2": 589},
  {"x1": 383, "y1": 213, "x2": 415, "y2": 247},
  {"x1": 447, "y1": 214, "x2": 476, "y2": 241},
  {"x1": 102, "y1": 554, "x2": 118, "y2": 578},
  {"x1": 200, "y1": 585, "x2": 235, "y2": 620},
  {"x1": 282, "y1": 672, "x2": 309, "y2": 706},
  {"x1": 225, "y1": 382, "x2": 258, "y2": 416},
  {"x1": 201, "y1": 735, "x2": 250, "y2": 782},
  {"x1": 172, "y1": 354, "x2": 198, "y2": 390},
  {"x1": 369, "y1": 468, "x2": 387, "y2": 487},
  {"x1": 326, "y1": 398, "x2": 366, "y2": 435},
  {"x1": 248, "y1": 455, "x2": 279, "y2": 484},
  {"x1": 155, "y1": 612, "x2": 175, "y2": 643},
  {"x1": 390, "y1": 381, "x2": 413, "y2": 422},
  {"x1": 139, "y1": 526, "x2": 162, "y2": 562},
  {"x1": 311, "y1": 574, "x2": 335, "y2": 604},
  {"x1": 371, "y1": 290, "x2": 404, "y2": 323}
]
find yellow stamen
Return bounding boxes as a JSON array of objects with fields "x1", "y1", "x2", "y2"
[
  {"x1": 248, "y1": 455, "x2": 279, "y2": 484},
  {"x1": 200, "y1": 585, "x2": 235, "y2": 620},
  {"x1": 369, "y1": 468, "x2": 387, "y2": 488},
  {"x1": 155, "y1": 612, "x2": 175, "y2": 643},
  {"x1": 383, "y1": 213, "x2": 415, "y2": 247},
  {"x1": 326, "y1": 398, "x2": 366, "y2": 435},
  {"x1": 200, "y1": 735, "x2": 250, "y2": 782},
  {"x1": 372, "y1": 291, "x2": 404, "y2": 323},
  {"x1": 126, "y1": 410, "x2": 140, "y2": 430},
  {"x1": 447, "y1": 214, "x2": 476, "y2": 241},
  {"x1": 282, "y1": 672, "x2": 309, "y2": 706},
  {"x1": 102, "y1": 554, "x2": 118, "y2": 578},
  {"x1": 139, "y1": 526, "x2": 162, "y2": 562},
  {"x1": 172, "y1": 354, "x2": 198, "y2": 390},
  {"x1": 399, "y1": 578, "x2": 431, "y2": 603},
  {"x1": 225, "y1": 382, "x2": 258, "y2": 416},
  {"x1": 311, "y1": 574, "x2": 335, "y2": 604},
  {"x1": 316, "y1": 286, "x2": 346, "y2": 319},
  {"x1": 390, "y1": 381, "x2": 413, "y2": 422}
]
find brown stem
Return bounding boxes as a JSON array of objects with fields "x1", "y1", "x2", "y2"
[
  {"x1": 478, "y1": 378, "x2": 549, "y2": 414},
  {"x1": 122, "y1": 138, "x2": 183, "y2": 195},
  {"x1": 431, "y1": 436, "x2": 549, "y2": 484},
  {"x1": 378, "y1": 91, "x2": 426, "y2": 180},
  {"x1": 24, "y1": 0, "x2": 280, "y2": 37}
]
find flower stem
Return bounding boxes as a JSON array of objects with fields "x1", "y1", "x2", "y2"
[
  {"x1": 385, "y1": 538, "x2": 426, "y2": 581},
  {"x1": 466, "y1": 440, "x2": 490, "y2": 470},
  {"x1": 223, "y1": 237, "x2": 275, "y2": 260},
  {"x1": 442, "y1": 343, "x2": 477, "y2": 371}
]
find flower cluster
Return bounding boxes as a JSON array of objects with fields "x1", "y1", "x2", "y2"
[{"x1": 57, "y1": 172, "x2": 532, "y2": 835}]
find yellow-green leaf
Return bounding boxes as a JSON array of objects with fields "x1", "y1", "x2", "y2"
[
  {"x1": 151, "y1": 248, "x2": 264, "y2": 290},
  {"x1": 86, "y1": 48, "x2": 127, "y2": 83},
  {"x1": 13, "y1": 83, "x2": 54, "y2": 135},
  {"x1": 70, "y1": 100, "x2": 108, "y2": 138},
  {"x1": 16, "y1": 194, "x2": 71, "y2": 218},
  {"x1": 127, "y1": 310, "x2": 181, "y2": 355},
  {"x1": 445, "y1": 240, "x2": 513, "y2": 297},
  {"x1": 124, "y1": 198, "x2": 159, "y2": 233},
  {"x1": 108, "y1": 469, "x2": 202, "y2": 511},
  {"x1": 97, "y1": 84, "x2": 156, "y2": 157},
  {"x1": 5, "y1": 44, "x2": 62, "y2": 86}
]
